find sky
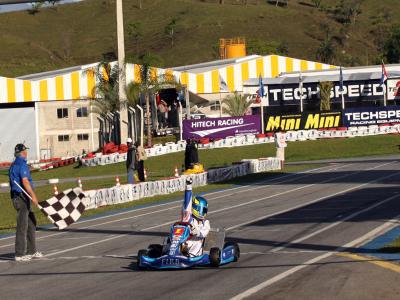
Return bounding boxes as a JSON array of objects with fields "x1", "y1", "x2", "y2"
[{"x1": 0, "y1": 0, "x2": 82, "y2": 13}]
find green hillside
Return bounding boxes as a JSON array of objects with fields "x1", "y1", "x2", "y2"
[{"x1": 0, "y1": 0, "x2": 398, "y2": 77}]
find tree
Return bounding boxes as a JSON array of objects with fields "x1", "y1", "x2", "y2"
[
  {"x1": 247, "y1": 39, "x2": 289, "y2": 56},
  {"x1": 127, "y1": 22, "x2": 143, "y2": 55},
  {"x1": 370, "y1": 9, "x2": 392, "y2": 52},
  {"x1": 311, "y1": 0, "x2": 322, "y2": 8},
  {"x1": 384, "y1": 26, "x2": 400, "y2": 63},
  {"x1": 89, "y1": 62, "x2": 122, "y2": 116},
  {"x1": 334, "y1": 0, "x2": 364, "y2": 24},
  {"x1": 319, "y1": 82, "x2": 332, "y2": 111},
  {"x1": 222, "y1": 92, "x2": 253, "y2": 117},
  {"x1": 316, "y1": 24, "x2": 336, "y2": 64},
  {"x1": 165, "y1": 18, "x2": 178, "y2": 47}
]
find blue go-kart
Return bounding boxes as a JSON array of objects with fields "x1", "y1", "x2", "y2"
[{"x1": 137, "y1": 222, "x2": 240, "y2": 269}]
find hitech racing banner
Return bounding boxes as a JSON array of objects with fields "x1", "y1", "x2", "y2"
[
  {"x1": 342, "y1": 106, "x2": 400, "y2": 127},
  {"x1": 266, "y1": 79, "x2": 384, "y2": 105},
  {"x1": 183, "y1": 115, "x2": 261, "y2": 139},
  {"x1": 264, "y1": 111, "x2": 342, "y2": 132}
]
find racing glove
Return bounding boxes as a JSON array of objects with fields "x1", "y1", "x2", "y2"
[
  {"x1": 186, "y1": 177, "x2": 193, "y2": 186},
  {"x1": 190, "y1": 225, "x2": 200, "y2": 236}
]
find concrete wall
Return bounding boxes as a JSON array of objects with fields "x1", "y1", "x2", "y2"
[
  {"x1": 37, "y1": 100, "x2": 99, "y2": 158},
  {"x1": 0, "y1": 105, "x2": 38, "y2": 162}
]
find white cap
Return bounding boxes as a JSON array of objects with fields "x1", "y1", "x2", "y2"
[{"x1": 126, "y1": 138, "x2": 133, "y2": 143}]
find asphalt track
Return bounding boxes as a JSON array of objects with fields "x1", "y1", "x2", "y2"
[{"x1": 1, "y1": 156, "x2": 400, "y2": 299}]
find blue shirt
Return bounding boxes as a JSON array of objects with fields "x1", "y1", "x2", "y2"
[{"x1": 9, "y1": 156, "x2": 33, "y2": 194}]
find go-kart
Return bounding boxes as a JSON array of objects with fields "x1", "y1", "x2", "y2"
[{"x1": 137, "y1": 222, "x2": 240, "y2": 269}]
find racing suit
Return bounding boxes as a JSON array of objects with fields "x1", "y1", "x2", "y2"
[{"x1": 181, "y1": 181, "x2": 210, "y2": 257}]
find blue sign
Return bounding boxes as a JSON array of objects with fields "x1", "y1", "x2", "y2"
[{"x1": 343, "y1": 106, "x2": 400, "y2": 127}]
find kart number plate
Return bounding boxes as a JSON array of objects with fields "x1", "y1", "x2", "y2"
[{"x1": 162, "y1": 258, "x2": 180, "y2": 265}]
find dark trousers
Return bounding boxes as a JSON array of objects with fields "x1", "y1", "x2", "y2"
[
  {"x1": 12, "y1": 194, "x2": 37, "y2": 256},
  {"x1": 137, "y1": 160, "x2": 145, "y2": 181}
]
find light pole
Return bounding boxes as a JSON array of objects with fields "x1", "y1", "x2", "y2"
[{"x1": 116, "y1": 0, "x2": 129, "y2": 144}]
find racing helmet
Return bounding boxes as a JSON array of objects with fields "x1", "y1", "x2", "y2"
[{"x1": 192, "y1": 196, "x2": 208, "y2": 220}]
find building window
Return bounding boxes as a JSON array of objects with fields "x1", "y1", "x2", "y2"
[
  {"x1": 77, "y1": 134, "x2": 89, "y2": 141},
  {"x1": 58, "y1": 135, "x2": 69, "y2": 142},
  {"x1": 57, "y1": 108, "x2": 68, "y2": 119},
  {"x1": 76, "y1": 107, "x2": 88, "y2": 118},
  {"x1": 210, "y1": 101, "x2": 221, "y2": 111}
]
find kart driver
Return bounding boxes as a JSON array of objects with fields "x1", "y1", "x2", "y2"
[{"x1": 181, "y1": 177, "x2": 210, "y2": 257}]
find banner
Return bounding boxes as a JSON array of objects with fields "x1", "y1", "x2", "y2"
[
  {"x1": 266, "y1": 79, "x2": 384, "y2": 106},
  {"x1": 342, "y1": 106, "x2": 400, "y2": 127},
  {"x1": 183, "y1": 115, "x2": 261, "y2": 139},
  {"x1": 387, "y1": 78, "x2": 400, "y2": 100},
  {"x1": 264, "y1": 111, "x2": 342, "y2": 132}
]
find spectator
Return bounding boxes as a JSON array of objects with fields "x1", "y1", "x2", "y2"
[
  {"x1": 274, "y1": 131, "x2": 287, "y2": 168},
  {"x1": 8, "y1": 143, "x2": 43, "y2": 261},
  {"x1": 135, "y1": 141, "x2": 147, "y2": 182},
  {"x1": 184, "y1": 138, "x2": 199, "y2": 170},
  {"x1": 168, "y1": 101, "x2": 179, "y2": 128},
  {"x1": 126, "y1": 138, "x2": 137, "y2": 184},
  {"x1": 157, "y1": 99, "x2": 167, "y2": 129}
]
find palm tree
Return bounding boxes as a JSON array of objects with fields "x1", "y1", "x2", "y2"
[
  {"x1": 89, "y1": 62, "x2": 122, "y2": 115},
  {"x1": 222, "y1": 92, "x2": 253, "y2": 117},
  {"x1": 319, "y1": 81, "x2": 333, "y2": 111},
  {"x1": 86, "y1": 61, "x2": 123, "y2": 145}
]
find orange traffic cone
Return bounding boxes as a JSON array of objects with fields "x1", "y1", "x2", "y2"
[
  {"x1": 174, "y1": 166, "x2": 180, "y2": 178},
  {"x1": 115, "y1": 176, "x2": 121, "y2": 186},
  {"x1": 77, "y1": 178, "x2": 82, "y2": 189},
  {"x1": 53, "y1": 185, "x2": 59, "y2": 196}
]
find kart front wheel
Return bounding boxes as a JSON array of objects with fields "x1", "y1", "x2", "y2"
[
  {"x1": 209, "y1": 247, "x2": 221, "y2": 267},
  {"x1": 137, "y1": 249, "x2": 148, "y2": 270},
  {"x1": 148, "y1": 244, "x2": 163, "y2": 258}
]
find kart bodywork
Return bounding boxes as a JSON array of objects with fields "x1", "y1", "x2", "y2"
[{"x1": 137, "y1": 222, "x2": 240, "y2": 269}]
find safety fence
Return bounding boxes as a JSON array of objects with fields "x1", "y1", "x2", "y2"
[{"x1": 83, "y1": 157, "x2": 281, "y2": 210}]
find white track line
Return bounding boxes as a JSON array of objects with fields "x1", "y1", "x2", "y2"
[
  {"x1": 226, "y1": 163, "x2": 395, "y2": 231},
  {"x1": 270, "y1": 193, "x2": 400, "y2": 252},
  {"x1": 230, "y1": 216, "x2": 400, "y2": 300},
  {"x1": 142, "y1": 163, "x2": 388, "y2": 232},
  {"x1": 0, "y1": 163, "x2": 349, "y2": 245},
  {"x1": 41, "y1": 163, "x2": 395, "y2": 257}
]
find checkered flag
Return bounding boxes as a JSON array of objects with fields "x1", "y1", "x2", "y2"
[{"x1": 39, "y1": 187, "x2": 87, "y2": 230}]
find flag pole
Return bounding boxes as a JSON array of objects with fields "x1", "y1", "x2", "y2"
[
  {"x1": 13, "y1": 180, "x2": 43, "y2": 209},
  {"x1": 341, "y1": 92, "x2": 345, "y2": 110},
  {"x1": 384, "y1": 87, "x2": 387, "y2": 107},
  {"x1": 299, "y1": 72, "x2": 303, "y2": 113},
  {"x1": 300, "y1": 94, "x2": 303, "y2": 113},
  {"x1": 261, "y1": 101, "x2": 264, "y2": 134}
]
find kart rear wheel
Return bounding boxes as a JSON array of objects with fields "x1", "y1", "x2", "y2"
[
  {"x1": 209, "y1": 247, "x2": 221, "y2": 267},
  {"x1": 137, "y1": 249, "x2": 148, "y2": 270},
  {"x1": 224, "y1": 242, "x2": 240, "y2": 262},
  {"x1": 148, "y1": 244, "x2": 163, "y2": 258}
]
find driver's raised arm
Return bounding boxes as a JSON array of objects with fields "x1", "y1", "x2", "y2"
[{"x1": 181, "y1": 178, "x2": 193, "y2": 222}]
